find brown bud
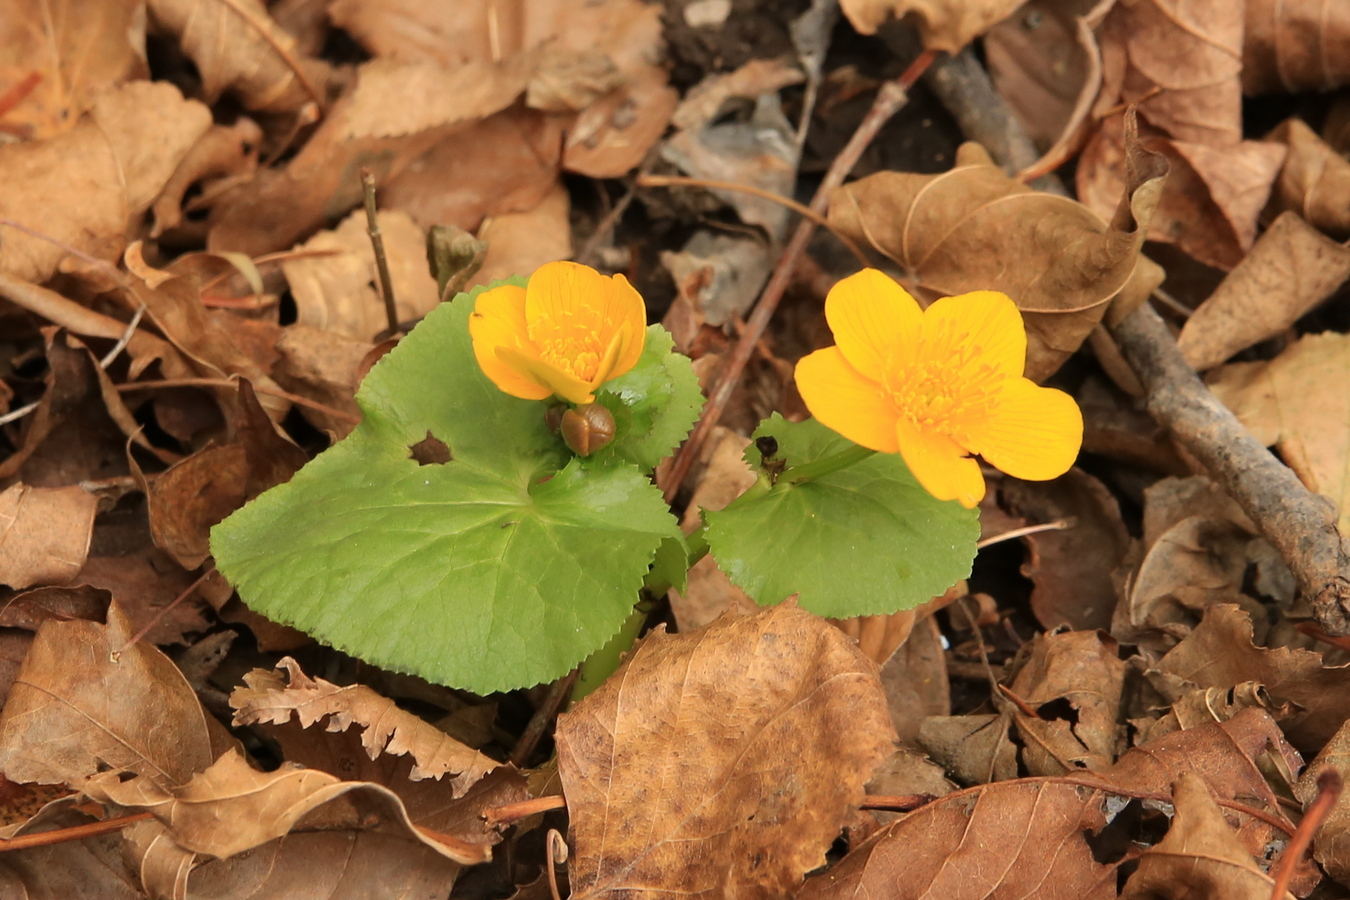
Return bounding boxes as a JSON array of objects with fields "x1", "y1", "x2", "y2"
[
  {"x1": 545, "y1": 403, "x2": 566, "y2": 434},
  {"x1": 560, "y1": 403, "x2": 616, "y2": 456}
]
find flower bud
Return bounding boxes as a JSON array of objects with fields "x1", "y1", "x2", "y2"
[{"x1": 561, "y1": 403, "x2": 616, "y2": 456}]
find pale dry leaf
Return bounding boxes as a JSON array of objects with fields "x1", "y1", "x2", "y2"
[
  {"x1": 1296, "y1": 718, "x2": 1350, "y2": 887},
  {"x1": 829, "y1": 136, "x2": 1165, "y2": 381},
  {"x1": 231, "y1": 657, "x2": 499, "y2": 793},
  {"x1": 0, "y1": 602, "x2": 216, "y2": 790},
  {"x1": 1208, "y1": 331, "x2": 1350, "y2": 535},
  {"x1": 0, "y1": 483, "x2": 97, "y2": 590},
  {"x1": 1138, "y1": 681, "x2": 1289, "y2": 745},
  {"x1": 0, "y1": 81, "x2": 212, "y2": 284},
  {"x1": 1266, "y1": 117, "x2": 1350, "y2": 239},
  {"x1": 1244, "y1": 0, "x2": 1350, "y2": 95},
  {"x1": 1178, "y1": 211, "x2": 1350, "y2": 371},
  {"x1": 556, "y1": 604, "x2": 896, "y2": 900},
  {"x1": 282, "y1": 208, "x2": 440, "y2": 340},
  {"x1": 1010, "y1": 629, "x2": 1125, "y2": 775},
  {"x1": 917, "y1": 712, "x2": 1018, "y2": 785},
  {"x1": 0, "y1": 0, "x2": 146, "y2": 139},
  {"x1": 838, "y1": 0, "x2": 1024, "y2": 52},
  {"x1": 270, "y1": 323, "x2": 372, "y2": 439},
  {"x1": 1121, "y1": 772, "x2": 1284, "y2": 900},
  {"x1": 468, "y1": 182, "x2": 573, "y2": 288},
  {"x1": 876, "y1": 612, "x2": 950, "y2": 743},
  {"x1": 0, "y1": 802, "x2": 141, "y2": 899}
]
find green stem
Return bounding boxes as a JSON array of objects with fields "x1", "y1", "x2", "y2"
[
  {"x1": 573, "y1": 603, "x2": 648, "y2": 701},
  {"x1": 778, "y1": 444, "x2": 876, "y2": 484}
]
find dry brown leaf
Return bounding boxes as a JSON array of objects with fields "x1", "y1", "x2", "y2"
[
  {"x1": 151, "y1": 118, "x2": 264, "y2": 238},
  {"x1": 231, "y1": 657, "x2": 499, "y2": 794},
  {"x1": 146, "y1": 0, "x2": 327, "y2": 114},
  {"x1": 1140, "y1": 476, "x2": 1256, "y2": 548},
  {"x1": 1297, "y1": 717, "x2": 1350, "y2": 887},
  {"x1": 281, "y1": 208, "x2": 440, "y2": 340},
  {"x1": 1010, "y1": 629, "x2": 1125, "y2": 775},
  {"x1": 796, "y1": 779, "x2": 1118, "y2": 900},
  {"x1": 1178, "y1": 211, "x2": 1350, "y2": 371},
  {"x1": 917, "y1": 712, "x2": 1019, "y2": 785},
  {"x1": 1157, "y1": 603, "x2": 1350, "y2": 752},
  {"x1": 0, "y1": 0, "x2": 146, "y2": 139},
  {"x1": 1208, "y1": 331, "x2": 1350, "y2": 535},
  {"x1": 0, "y1": 81, "x2": 211, "y2": 284},
  {"x1": 1121, "y1": 772, "x2": 1286, "y2": 900},
  {"x1": 0, "y1": 483, "x2": 97, "y2": 589},
  {"x1": 1138, "y1": 681, "x2": 1291, "y2": 745},
  {"x1": 1266, "y1": 118, "x2": 1350, "y2": 239},
  {"x1": 0, "y1": 802, "x2": 142, "y2": 898},
  {"x1": 71, "y1": 550, "x2": 215, "y2": 646},
  {"x1": 270, "y1": 323, "x2": 372, "y2": 439},
  {"x1": 877, "y1": 612, "x2": 949, "y2": 744},
  {"x1": 1002, "y1": 469, "x2": 1130, "y2": 632},
  {"x1": 207, "y1": 54, "x2": 535, "y2": 256},
  {"x1": 829, "y1": 136, "x2": 1164, "y2": 381},
  {"x1": 0, "y1": 602, "x2": 217, "y2": 790},
  {"x1": 556, "y1": 604, "x2": 895, "y2": 900},
  {"x1": 1244, "y1": 0, "x2": 1350, "y2": 95},
  {"x1": 838, "y1": 0, "x2": 1023, "y2": 52},
  {"x1": 0, "y1": 631, "x2": 32, "y2": 711},
  {"x1": 468, "y1": 182, "x2": 573, "y2": 288}
]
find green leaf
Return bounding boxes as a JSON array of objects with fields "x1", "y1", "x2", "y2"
[
  {"x1": 704, "y1": 415, "x2": 979, "y2": 618},
  {"x1": 592, "y1": 325, "x2": 703, "y2": 471},
  {"x1": 211, "y1": 282, "x2": 680, "y2": 693},
  {"x1": 644, "y1": 534, "x2": 689, "y2": 595}
]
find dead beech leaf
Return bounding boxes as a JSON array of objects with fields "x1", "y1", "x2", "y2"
[
  {"x1": 0, "y1": 81, "x2": 212, "y2": 284},
  {"x1": 829, "y1": 137, "x2": 1164, "y2": 381},
  {"x1": 1266, "y1": 118, "x2": 1350, "y2": 239},
  {"x1": 1244, "y1": 0, "x2": 1350, "y2": 95},
  {"x1": 1158, "y1": 603, "x2": 1350, "y2": 752},
  {"x1": 0, "y1": 802, "x2": 141, "y2": 899},
  {"x1": 1208, "y1": 331, "x2": 1350, "y2": 535},
  {"x1": 877, "y1": 612, "x2": 950, "y2": 743},
  {"x1": 72, "y1": 550, "x2": 215, "y2": 646},
  {"x1": 231, "y1": 657, "x2": 499, "y2": 794},
  {"x1": 556, "y1": 604, "x2": 895, "y2": 900},
  {"x1": 1297, "y1": 718, "x2": 1350, "y2": 886},
  {"x1": 917, "y1": 712, "x2": 1018, "y2": 785},
  {"x1": 837, "y1": 0, "x2": 1023, "y2": 52},
  {"x1": 796, "y1": 780, "x2": 1118, "y2": 900},
  {"x1": 0, "y1": 0, "x2": 145, "y2": 139},
  {"x1": 0, "y1": 483, "x2": 97, "y2": 589},
  {"x1": 271, "y1": 323, "x2": 373, "y2": 439},
  {"x1": 0, "y1": 602, "x2": 216, "y2": 790},
  {"x1": 146, "y1": 0, "x2": 327, "y2": 114},
  {"x1": 1121, "y1": 773, "x2": 1286, "y2": 900},
  {"x1": 1178, "y1": 211, "x2": 1350, "y2": 371},
  {"x1": 281, "y1": 208, "x2": 440, "y2": 340},
  {"x1": 468, "y1": 182, "x2": 573, "y2": 289}
]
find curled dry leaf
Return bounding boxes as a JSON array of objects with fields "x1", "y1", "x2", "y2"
[
  {"x1": 468, "y1": 181, "x2": 573, "y2": 288},
  {"x1": 281, "y1": 208, "x2": 440, "y2": 340},
  {"x1": 0, "y1": 81, "x2": 212, "y2": 284},
  {"x1": 556, "y1": 604, "x2": 895, "y2": 900},
  {"x1": 1208, "y1": 331, "x2": 1350, "y2": 536},
  {"x1": 151, "y1": 118, "x2": 264, "y2": 238},
  {"x1": 0, "y1": 483, "x2": 97, "y2": 590},
  {"x1": 1243, "y1": 0, "x2": 1350, "y2": 95},
  {"x1": 837, "y1": 0, "x2": 1024, "y2": 52},
  {"x1": 1121, "y1": 773, "x2": 1285, "y2": 900},
  {"x1": 0, "y1": 802, "x2": 141, "y2": 899},
  {"x1": 828, "y1": 137, "x2": 1165, "y2": 381},
  {"x1": 1178, "y1": 211, "x2": 1350, "y2": 371},
  {"x1": 231, "y1": 657, "x2": 499, "y2": 794},
  {"x1": 0, "y1": 0, "x2": 145, "y2": 139},
  {"x1": 1297, "y1": 718, "x2": 1350, "y2": 887},
  {"x1": 877, "y1": 611, "x2": 950, "y2": 743},
  {"x1": 271, "y1": 323, "x2": 373, "y2": 439},
  {"x1": 1266, "y1": 118, "x2": 1350, "y2": 239},
  {"x1": 0, "y1": 602, "x2": 218, "y2": 790}
]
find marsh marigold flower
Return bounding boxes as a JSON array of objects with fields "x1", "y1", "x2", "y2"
[
  {"x1": 469, "y1": 261, "x2": 647, "y2": 405},
  {"x1": 794, "y1": 269, "x2": 1082, "y2": 508}
]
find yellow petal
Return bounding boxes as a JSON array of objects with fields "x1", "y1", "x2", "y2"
[
  {"x1": 469, "y1": 285, "x2": 552, "y2": 400},
  {"x1": 795, "y1": 347, "x2": 900, "y2": 453},
  {"x1": 922, "y1": 290, "x2": 1027, "y2": 378},
  {"x1": 825, "y1": 268, "x2": 923, "y2": 382},
  {"x1": 964, "y1": 378, "x2": 1082, "y2": 481},
  {"x1": 607, "y1": 273, "x2": 648, "y2": 379},
  {"x1": 896, "y1": 419, "x2": 985, "y2": 508},
  {"x1": 497, "y1": 346, "x2": 596, "y2": 405},
  {"x1": 590, "y1": 323, "x2": 629, "y2": 389}
]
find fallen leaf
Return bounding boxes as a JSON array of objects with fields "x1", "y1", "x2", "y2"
[
  {"x1": 1208, "y1": 331, "x2": 1350, "y2": 536},
  {"x1": 556, "y1": 604, "x2": 895, "y2": 900},
  {"x1": 1266, "y1": 118, "x2": 1350, "y2": 239},
  {"x1": 1296, "y1": 718, "x2": 1350, "y2": 887},
  {"x1": 877, "y1": 612, "x2": 950, "y2": 744},
  {"x1": 1120, "y1": 772, "x2": 1284, "y2": 900},
  {"x1": 1137, "y1": 681, "x2": 1291, "y2": 745},
  {"x1": 838, "y1": 0, "x2": 1024, "y2": 52},
  {"x1": 0, "y1": 631, "x2": 32, "y2": 711},
  {"x1": 1243, "y1": 0, "x2": 1350, "y2": 94},
  {"x1": 73, "y1": 550, "x2": 214, "y2": 646},
  {"x1": 0, "y1": 602, "x2": 217, "y2": 790},
  {"x1": 829, "y1": 135, "x2": 1164, "y2": 381},
  {"x1": 917, "y1": 712, "x2": 1019, "y2": 785},
  {"x1": 0, "y1": 80, "x2": 212, "y2": 284},
  {"x1": 468, "y1": 182, "x2": 573, "y2": 288},
  {"x1": 270, "y1": 323, "x2": 372, "y2": 438},
  {"x1": 281, "y1": 208, "x2": 441, "y2": 340},
  {"x1": 1141, "y1": 476, "x2": 1255, "y2": 548},
  {"x1": 661, "y1": 232, "x2": 776, "y2": 328},
  {"x1": 230, "y1": 657, "x2": 499, "y2": 794},
  {"x1": 151, "y1": 119, "x2": 264, "y2": 238},
  {"x1": 0, "y1": 802, "x2": 141, "y2": 899},
  {"x1": 0, "y1": 483, "x2": 97, "y2": 589},
  {"x1": 1177, "y1": 211, "x2": 1350, "y2": 370},
  {"x1": 0, "y1": 0, "x2": 146, "y2": 139}
]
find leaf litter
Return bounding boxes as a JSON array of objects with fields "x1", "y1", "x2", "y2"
[{"x1": 4, "y1": 0, "x2": 1350, "y2": 898}]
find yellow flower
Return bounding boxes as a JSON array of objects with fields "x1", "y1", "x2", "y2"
[
  {"x1": 794, "y1": 269, "x2": 1082, "y2": 508},
  {"x1": 469, "y1": 261, "x2": 647, "y2": 405}
]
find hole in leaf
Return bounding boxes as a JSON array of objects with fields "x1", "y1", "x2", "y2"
[{"x1": 409, "y1": 431, "x2": 452, "y2": 466}]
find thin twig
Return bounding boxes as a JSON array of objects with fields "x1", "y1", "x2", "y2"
[
  {"x1": 546, "y1": 828, "x2": 568, "y2": 900},
  {"x1": 859, "y1": 793, "x2": 932, "y2": 812},
  {"x1": 483, "y1": 795, "x2": 567, "y2": 827},
  {"x1": 0, "y1": 72, "x2": 41, "y2": 119},
  {"x1": 977, "y1": 519, "x2": 1074, "y2": 549},
  {"x1": 111, "y1": 566, "x2": 216, "y2": 658},
  {"x1": 360, "y1": 168, "x2": 400, "y2": 336},
  {"x1": 662, "y1": 49, "x2": 940, "y2": 503},
  {"x1": 510, "y1": 669, "x2": 580, "y2": 768},
  {"x1": 1269, "y1": 770, "x2": 1340, "y2": 900},
  {"x1": 577, "y1": 146, "x2": 662, "y2": 267},
  {"x1": 0, "y1": 812, "x2": 152, "y2": 852},
  {"x1": 116, "y1": 377, "x2": 361, "y2": 425},
  {"x1": 635, "y1": 174, "x2": 869, "y2": 265}
]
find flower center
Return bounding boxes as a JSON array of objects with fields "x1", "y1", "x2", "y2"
[
  {"x1": 884, "y1": 319, "x2": 1005, "y2": 442},
  {"x1": 528, "y1": 306, "x2": 614, "y2": 382}
]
